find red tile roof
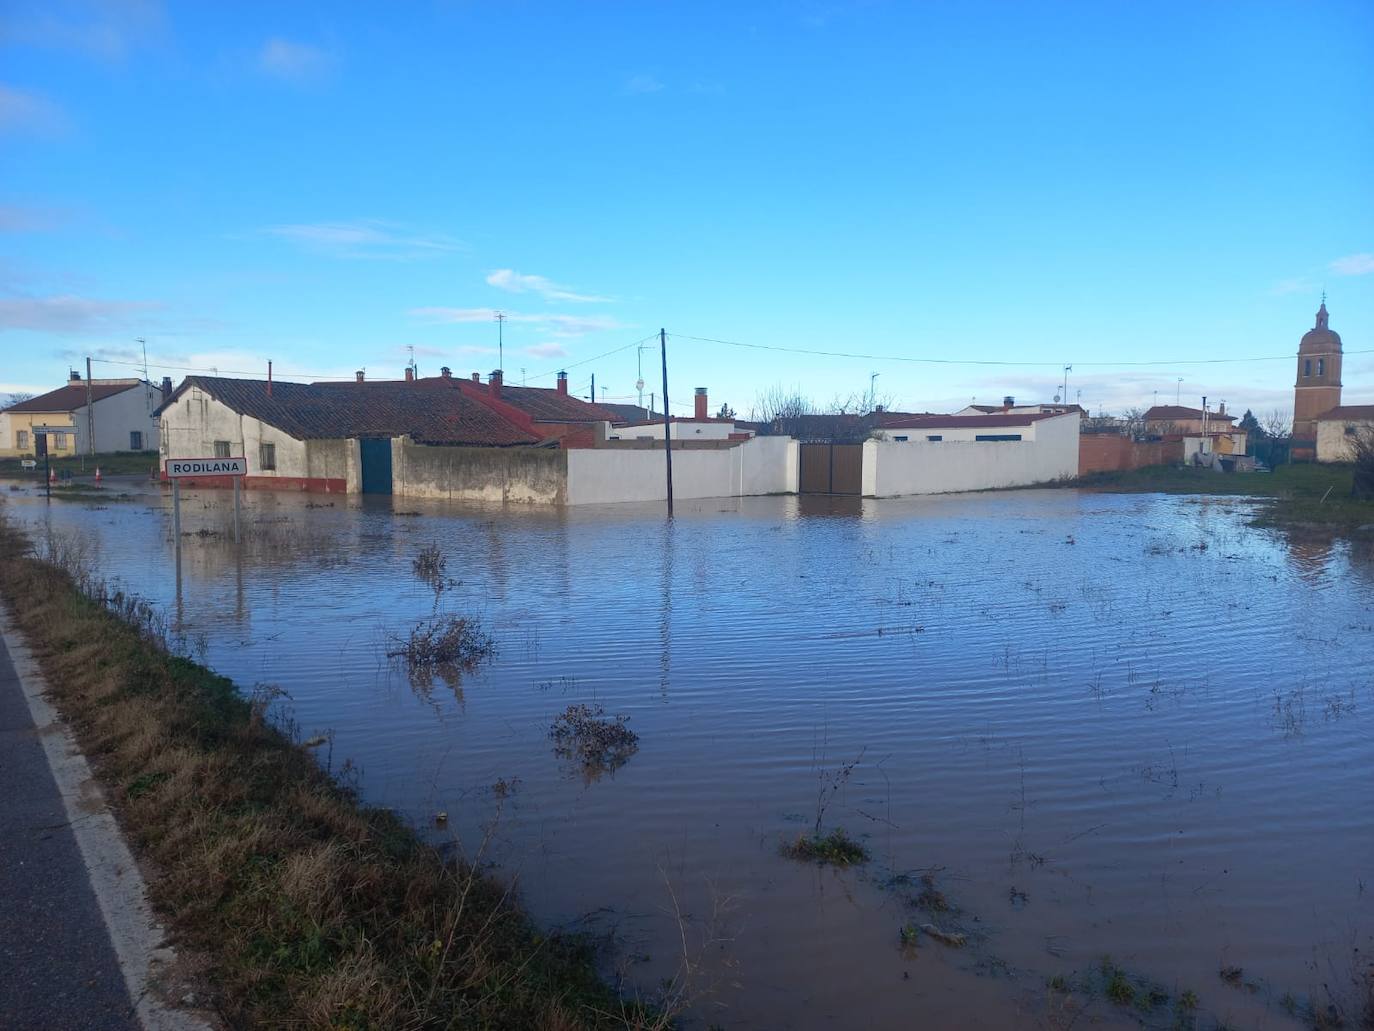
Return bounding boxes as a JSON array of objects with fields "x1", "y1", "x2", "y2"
[
  {"x1": 464, "y1": 382, "x2": 620, "y2": 423},
  {"x1": 159, "y1": 376, "x2": 539, "y2": 446},
  {"x1": 1144, "y1": 405, "x2": 1235, "y2": 423},
  {"x1": 4, "y1": 381, "x2": 143, "y2": 413},
  {"x1": 1317, "y1": 405, "x2": 1374, "y2": 421}
]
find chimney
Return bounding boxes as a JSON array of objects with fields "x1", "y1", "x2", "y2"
[
  {"x1": 161, "y1": 376, "x2": 173, "y2": 401},
  {"x1": 556, "y1": 370, "x2": 568, "y2": 395},
  {"x1": 70, "y1": 369, "x2": 81, "y2": 382},
  {"x1": 471, "y1": 372, "x2": 480, "y2": 383},
  {"x1": 1218, "y1": 402, "x2": 1226, "y2": 417},
  {"x1": 440, "y1": 366, "x2": 452, "y2": 378},
  {"x1": 405, "y1": 367, "x2": 415, "y2": 383},
  {"x1": 267, "y1": 359, "x2": 273, "y2": 397},
  {"x1": 694, "y1": 387, "x2": 708, "y2": 420},
  {"x1": 355, "y1": 370, "x2": 365, "y2": 383},
  {"x1": 1002, "y1": 395, "x2": 1014, "y2": 412},
  {"x1": 489, "y1": 369, "x2": 503, "y2": 399}
]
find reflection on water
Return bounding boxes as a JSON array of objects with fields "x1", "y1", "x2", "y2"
[{"x1": 5, "y1": 482, "x2": 1372, "y2": 1029}]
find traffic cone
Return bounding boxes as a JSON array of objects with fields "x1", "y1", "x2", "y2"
[
  {"x1": 95, "y1": 466, "x2": 102, "y2": 483},
  {"x1": 48, "y1": 467, "x2": 56, "y2": 484}
]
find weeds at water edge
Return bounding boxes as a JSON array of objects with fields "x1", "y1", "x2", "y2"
[{"x1": 780, "y1": 827, "x2": 869, "y2": 866}]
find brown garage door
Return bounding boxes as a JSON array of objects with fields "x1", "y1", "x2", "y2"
[{"x1": 799, "y1": 442, "x2": 862, "y2": 495}]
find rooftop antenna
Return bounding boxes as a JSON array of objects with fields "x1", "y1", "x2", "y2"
[
  {"x1": 1176, "y1": 377, "x2": 1183, "y2": 404},
  {"x1": 521, "y1": 366, "x2": 527, "y2": 386},
  {"x1": 636, "y1": 342, "x2": 647, "y2": 409},
  {"x1": 137, "y1": 337, "x2": 152, "y2": 414},
  {"x1": 407, "y1": 343, "x2": 417, "y2": 378},
  {"x1": 494, "y1": 310, "x2": 506, "y2": 372}
]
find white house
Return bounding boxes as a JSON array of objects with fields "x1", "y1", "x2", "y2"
[
  {"x1": 1315, "y1": 405, "x2": 1374, "y2": 462},
  {"x1": 0, "y1": 374, "x2": 162, "y2": 458}
]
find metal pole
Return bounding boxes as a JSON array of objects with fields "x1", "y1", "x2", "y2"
[
  {"x1": 233, "y1": 476, "x2": 241, "y2": 545},
  {"x1": 660, "y1": 328, "x2": 673, "y2": 516},
  {"x1": 172, "y1": 479, "x2": 182, "y2": 574},
  {"x1": 44, "y1": 444, "x2": 50, "y2": 502},
  {"x1": 85, "y1": 357, "x2": 94, "y2": 459}
]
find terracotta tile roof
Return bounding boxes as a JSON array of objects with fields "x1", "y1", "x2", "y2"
[
  {"x1": 475, "y1": 383, "x2": 620, "y2": 423},
  {"x1": 1144, "y1": 405, "x2": 1235, "y2": 423},
  {"x1": 4, "y1": 381, "x2": 143, "y2": 413},
  {"x1": 158, "y1": 376, "x2": 539, "y2": 446},
  {"x1": 1317, "y1": 405, "x2": 1374, "y2": 421}
]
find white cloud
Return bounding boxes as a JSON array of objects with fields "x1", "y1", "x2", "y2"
[
  {"x1": 0, "y1": 84, "x2": 69, "y2": 136},
  {"x1": 485, "y1": 268, "x2": 609, "y2": 303},
  {"x1": 1330, "y1": 253, "x2": 1374, "y2": 276},
  {"x1": 258, "y1": 37, "x2": 337, "y2": 83},
  {"x1": 524, "y1": 342, "x2": 566, "y2": 359},
  {"x1": 0, "y1": 294, "x2": 160, "y2": 333},
  {"x1": 261, "y1": 219, "x2": 460, "y2": 260},
  {"x1": 625, "y1": 74, "x2": 664, "y2": 95}
]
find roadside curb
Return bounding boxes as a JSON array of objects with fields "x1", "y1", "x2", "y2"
[{"x1": 0, "y1": 613, "x2": 218, "y2": 1031}]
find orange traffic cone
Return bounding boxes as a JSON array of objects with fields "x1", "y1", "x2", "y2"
[
  {"x1": 95, "y1": 466, "x2": 102, "y2": 483},
  {"x1": 48, "y1": 467, "x2": 56, "y2": 485}
]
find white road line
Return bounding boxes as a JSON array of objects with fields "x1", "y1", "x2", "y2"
[{"x1": 1, "y1": 613, "x2": 217, "y2": 1031}]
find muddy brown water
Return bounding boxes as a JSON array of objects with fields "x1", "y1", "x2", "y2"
[{"x1": 5, "y1": 483, "x2": 1372, "y2": 1029}]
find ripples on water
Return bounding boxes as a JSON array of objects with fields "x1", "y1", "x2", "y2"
[{"x1": 7, "y1": 483, "x2": 1373, "y2": 1029}]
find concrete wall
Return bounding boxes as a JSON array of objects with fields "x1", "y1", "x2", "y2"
[
  {"x1": 1316, "y1": 418, "x2": 1374, "y2": 463},
  {"x1": 566, "y1": 435, "x2": 796, "y2": 504},
  {"x1": 868, "y1": 411, "x2": 1079, "y2": 497},
  {"x1": 881, "y1": 422, "x2": 1041, "y2": 443},
  {"x1": 394, "y1": 441, "x2": 567, "y2": 503}
]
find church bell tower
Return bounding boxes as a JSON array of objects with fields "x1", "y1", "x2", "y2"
[{"x1": 1292, "y1": 296, "x2": 1342, "y2": 460}]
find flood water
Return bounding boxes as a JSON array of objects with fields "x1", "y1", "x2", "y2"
[{"x1": 4, "y1": 480, "x2": 1372, "y2": 1029}]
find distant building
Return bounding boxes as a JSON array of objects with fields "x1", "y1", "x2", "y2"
[
  {"x1": 1314, "y1": 405, "x2": 1374, "y2": 463},
  {"x1": 1292, "y1": 298, "x2": 1343, "y2": 460},
  {"x1": 954, "y1": 399, "x2": 1084, "y2": 418},
  {"x1": 0, "y1": 373, "x2": 163, "y2": 458}
]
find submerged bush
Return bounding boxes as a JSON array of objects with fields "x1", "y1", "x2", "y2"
[
  {"x1": 780, "y1": 827, "x2": 869, "y2": 866},
  {"x1": 549, "y1": 703, "x2": 639, "y2": 775},
  {"x1": 412, "y1": 543, "x2": 446, "y2": 581},
  {"x1": 387, "y1": 616, "x2": 495, "y2": 670}
]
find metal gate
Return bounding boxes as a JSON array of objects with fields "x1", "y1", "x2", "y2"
[
  {"x1": 799, "y1": 442, "x2": 862, "y2": 495},
  {"x1": 359, "y1": 438, "x2": 393, "y2": 495}
]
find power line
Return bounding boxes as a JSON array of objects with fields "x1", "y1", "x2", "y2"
[{"x1": 670, "y1": 333, "x2": 1374, "y2": 369}]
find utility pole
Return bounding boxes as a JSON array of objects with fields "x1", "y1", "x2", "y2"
[
  {"x1": 494, "y1": 311, "x2": 506, "y2": 373},
  {"x1": 660, "y1": 328, "x2": 673, "y2": 517},
  {"x1": 869, "y1": 371, "x2": 880, "y2": 411},
  {"x1": 85, "y1": 356, "x2": 94, "y2": 458},
  {"x1": 1062, "y1": 365, "x2": 1072, "y2": 407},
  {"x1": 1176, "y1": 378, "x2": 1183, "y2": 404},
  {"x1": 590, "y1": 373, "x2": 596, "y2": 405}
]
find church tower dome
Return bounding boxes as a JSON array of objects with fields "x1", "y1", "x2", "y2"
[{"x1": 1291, "y1": 295, "x2": 1343, "y2": 459}]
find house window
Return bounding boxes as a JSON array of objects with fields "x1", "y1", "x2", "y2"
[
  {"x1": 15, "y1": 430, "x2": 28, "y2": 449},
  {"x1": 259, "y1": 442, "x2": 276, "y2": 470},
  {"x1": 975, "y1": 434, "x2": 1022, "y2": 442},
  {"x1": 1304, "y1": 359, "x2": 1311, "y2": 377},
  {"x1": 52, "y1": 432, "x2": 68, "y2": 450},
  {"x1": 926, "y1": 435, "x2": 943, "y2": 442},
  {"x1": 893, "y1": 435, "x2": 909, "y2": 442},
  {"x1": 1346, "y1": 424, "x2": 1358, "y2": 437},
  {"x1": 1317, "y1": 358, "x2": 1325, "y2": 376},
  {"x1": 130, "y1": 431, "x2": 143, "y2": 450},
  {"x1": 213, "y1": 440, "x2": 231, "y2": 458}
]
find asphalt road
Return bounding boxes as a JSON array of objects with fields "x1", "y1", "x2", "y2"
[{"x1": 0, "y1": 631, "x2": 138, "y2": 1030}]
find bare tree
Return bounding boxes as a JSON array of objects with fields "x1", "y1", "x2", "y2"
[
  {"x1": 1262, "y1": 408, "x2": 1293, "y2": 440},
  {"x1": 752, "y1": 386, "x2": 815, "y2": 437},
  {"x1": 1122, "y1": 406, "x2": 1147, "y2": 438},
  {"x1": 3, "y1": 391, "x2": 34, "y2": 409},
  {"x1": 1350, "y1": 426, "x2": 1374, "y2": 499}
]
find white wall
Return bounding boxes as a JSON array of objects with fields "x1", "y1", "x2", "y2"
[
  {"x1": 160, "y1": 386, "x2": 309, "y2": 479},
  {"x1": 74, "y1": 382, "x2": 162, "y2": 453},
  {"x1": 1316, "y1": 418, "x2": 1374, "y2": 462},
  {"x1": 879, "y1": 421, "x2": 1040, "y2": 443},
  {"x1": 867, "y1": 411, "x2": 1079, "y2": 497},
  {"x1": 566, "y1": 435, "x2": 796, "y2": 504}
]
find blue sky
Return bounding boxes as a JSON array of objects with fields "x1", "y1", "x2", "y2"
[{"x1": 3, "y1": 0, "x2": 1371, "y2": 418}]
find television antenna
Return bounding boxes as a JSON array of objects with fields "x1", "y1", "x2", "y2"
[{"x1": 494, "y1": 311, "x2": 506, "y2": 372}]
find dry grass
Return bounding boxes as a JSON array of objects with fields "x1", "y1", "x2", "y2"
[{"x1": 0, "y1": 514, "x2": 655, "y2": 1030}]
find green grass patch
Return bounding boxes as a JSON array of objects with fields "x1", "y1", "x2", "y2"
[
  {"x1": 0, "y1": 450, "x2": 159, "y2": 478},
  {"x1": 780, "y1": 828, "x2": 869, "y2": 866}
]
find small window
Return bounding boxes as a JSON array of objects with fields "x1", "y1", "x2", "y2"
[
  {"x1": 975, "y1": 433, "x2": 1022, "y2": 442},
  {"x1": 213, "y1": 440, "x2": 231, "y2": 458},
  {"x1": 926, "y1": 434, "x2": 943, "y2": 442},
  {"x1": 1317, "y1": 358, "x2": 1325, "y2": 376},
  {"x1": 1304, "y1": 359, "x2": 1312, "y2": 377},
  {"x1": 1346, "y1": 424, "x2": 1358, "y2": 437},
  {"x1": 52, "y1": 432, "x2": 68, "y2": 450},
  {"x1": 259, "y1": 442, "x2": 276, "y2": 470},
  {"x1": 15, "y1": 430, "x2": 28, "y2": 449},
  {"x1": 893, "y1": 435, "x2": 909, "y2": 442},
  {"x1": 130, "y1": 431, "x2": 143, "y2": 450}
]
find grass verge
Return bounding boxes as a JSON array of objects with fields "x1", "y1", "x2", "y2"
[
  {"x1": 1073, "y1": 462, "x2": 1374, "y2": 534},
  {"x1": 0, "y1": 514, "x2": 657, "y2": 1029},
  {"x1": 0, "y1": 449, "x2": 160, "y2": 478}
]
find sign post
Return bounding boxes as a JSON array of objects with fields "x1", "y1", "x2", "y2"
[
  {"x1": 165, "y1": 457, "x2": 248, "y2": 562},
  {"x1": 32, "y1": 425, "x2": 70, "y2": 502}
]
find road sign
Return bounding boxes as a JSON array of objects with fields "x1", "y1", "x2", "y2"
[
  {"x1": 20, "y1": 459, "x2": 36, "y2": 469},
  {"x1": 166, "y1": 457, "x2": 247, "y2": 478}
]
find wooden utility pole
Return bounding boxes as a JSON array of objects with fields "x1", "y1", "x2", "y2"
[{"x1": 660, "y1": 328, "x2": 673, "y2": 516}]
